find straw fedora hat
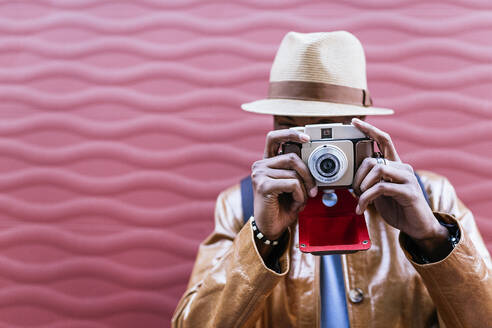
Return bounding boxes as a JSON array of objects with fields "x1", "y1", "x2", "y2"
[{"x1": 241, "y1": 31, "x2": 394, "y2": 117}]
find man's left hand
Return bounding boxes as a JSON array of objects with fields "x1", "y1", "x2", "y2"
[{"x1": 351, "y1": 118, "x2": 450, "y2": 258}]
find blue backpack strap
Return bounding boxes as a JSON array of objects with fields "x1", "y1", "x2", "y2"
[
  {"x1": 414, "y1": 172, "x2": 430, "y2": 205},
  {"x1": 240, "y1": 173, "x2": 429, "y2": 225},
  {"x1": 240, "y1": 175, "x2": 254, "y2": 224}
]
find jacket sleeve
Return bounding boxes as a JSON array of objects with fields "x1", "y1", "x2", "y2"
[
  {"x1": 399, "y1": 173, "x2": 492, "y2": 328},
  {"x1": 171, "y1": 186, "x2": 291, "y2": 328}
]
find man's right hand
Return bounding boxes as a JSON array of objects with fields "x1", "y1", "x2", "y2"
[{"x1": 251, "y1": 129, "x2": 318, "y2": 241}]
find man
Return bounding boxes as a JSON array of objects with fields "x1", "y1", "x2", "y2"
[{"x1": 172, "y1": 31, "x2": 492, "y2": 327}]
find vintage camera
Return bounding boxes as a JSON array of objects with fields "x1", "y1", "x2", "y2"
[{"x1": 282, "y1": 123, "x2": 374, "y2": 188}]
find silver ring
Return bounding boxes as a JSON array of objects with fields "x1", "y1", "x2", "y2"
[{"x1": 377, "y1": 157, "x2": 388, "y2": 183}]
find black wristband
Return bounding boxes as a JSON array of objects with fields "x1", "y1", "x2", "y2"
[{"x1": 406, "y1": 219, "x2": 460, "y2": 264}]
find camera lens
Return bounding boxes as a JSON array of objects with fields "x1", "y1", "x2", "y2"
[
  {"x1": 316, "y1": 154, "x2": 340, "y2": 178},
  {"x1": 307, "y1": 144, "x2": 348, "y2": 184},
  {"x1": 319, "y1": 157, "x2": 338, "y2": 176}
]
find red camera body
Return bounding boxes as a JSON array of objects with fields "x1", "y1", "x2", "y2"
[{"x1": 298, "y1": 188, "x2": 371, "y2": 255}]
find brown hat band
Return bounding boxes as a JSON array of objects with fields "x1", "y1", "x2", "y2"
[{"x1": 268, "y1": 81, "x2": 373, "y2": 107}]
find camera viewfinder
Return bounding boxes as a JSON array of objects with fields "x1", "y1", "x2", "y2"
[{"x1": 321, "y1": 128, "x2": 332, "y2": 139}]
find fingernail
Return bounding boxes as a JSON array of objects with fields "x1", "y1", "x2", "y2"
[
  {"x1": 310, "y1": 187, "x2": 318, "y2": 197},
  {"x1": 299, "y1": 132, "x2": 310, "y2": 142},
  {"x1": 353, "y1": 118, "x2": 366, "y2": 125}
]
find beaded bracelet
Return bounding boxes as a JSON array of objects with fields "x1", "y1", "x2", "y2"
[{"x1": 250, "y1": 217, "x2": 281, "y2": 246}]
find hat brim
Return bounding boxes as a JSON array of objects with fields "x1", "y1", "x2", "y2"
[{"x1": 241, "y1": 98, "x2": 394, "y2": 117}]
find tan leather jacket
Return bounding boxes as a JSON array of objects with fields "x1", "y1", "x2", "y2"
[{"x1": 172, "y1": 171, "x2": 492, "y2": 328}]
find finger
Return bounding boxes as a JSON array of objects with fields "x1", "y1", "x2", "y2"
[
  {"x1": 259, "y1": 178, "x2": 306, "y2": 205},
  {"x1": 358, "y1": 162, "x2": 410, "y2": 194},
  {"x1": 251, "y1": 158, "x2": 316, "y2": 198},
  {"x1": 265, "y1": 167, "x2": 301, "y2": 181},
  {"x1": 264, "y1": 129, "x2": 310, "y2": 159},
  {"x1": 351, "y1": 118, "x2": 400, "y2": 162},
  {"x1": 353, "y1": 158, "x2": 411, "y2": 195},
  {"x1": 356, "y1": 182, "x2": 408, "y2": 214},
  {"x1": 265, "y1": 168, "x2": 312, "y2": 205},
  {"x1": 266, "y1": 153, "x2": 317, "y2": 197},
  {"x1": 353, "y1": 157, "x2": 378, "y2": 195}
]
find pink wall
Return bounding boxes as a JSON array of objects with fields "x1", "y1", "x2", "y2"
[{"x1": 0, "y1": 1, "x2": 490, "y2": 327}]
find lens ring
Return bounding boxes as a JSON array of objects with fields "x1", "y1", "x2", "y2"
[{"x1": 308, "y1": 145, "x2": 348, "y2": 184}]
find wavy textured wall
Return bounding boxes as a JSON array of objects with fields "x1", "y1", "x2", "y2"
[{"x1": 0, "y1": 1, "x2": 490, "y2": 326}]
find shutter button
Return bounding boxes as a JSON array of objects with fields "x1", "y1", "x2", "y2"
[{"x1": 349, "y1": 288, "x2": 364, "y2": 303}]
